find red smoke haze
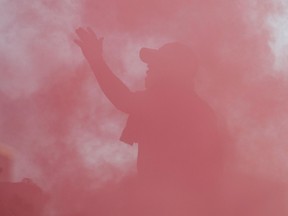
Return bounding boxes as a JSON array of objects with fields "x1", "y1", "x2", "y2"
[{"x1": 1, "y1": 0, "x2": 288, "y2": 215}]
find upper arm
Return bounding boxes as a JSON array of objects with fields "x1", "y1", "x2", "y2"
[{"x1": 111, "y1": 91, "x2": 144, "y2": 114}]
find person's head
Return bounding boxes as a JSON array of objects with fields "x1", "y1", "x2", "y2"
[{"x1": 140, "y1": 42, "x2": 198, "y2": 92}]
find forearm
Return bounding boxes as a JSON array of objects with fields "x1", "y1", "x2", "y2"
[{"x1": 89, "y1": 58, "x2": 134, "y2": 113}]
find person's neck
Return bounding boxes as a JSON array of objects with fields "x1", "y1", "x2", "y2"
[{"x1": 147, "y1": 85, "x2": 197, "y2": 100}]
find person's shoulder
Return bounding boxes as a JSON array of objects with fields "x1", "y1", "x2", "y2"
[
  {"x1": 131, "y1": 90, "x2": 147, "y2": 102},
  {"x1": 133, "y1": 90, "x2": 145, "y2": 95},
  {"x1": 126, "y1": 90, "x2": 147, "y2": 113}
]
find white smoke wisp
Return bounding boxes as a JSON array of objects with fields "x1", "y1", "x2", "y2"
[
  {"x1": 268, "y1": 0, "x2": 288, "y2": 73},
  {"x1": 0, "y1": 0, "x2": 82, "y2": 99}
]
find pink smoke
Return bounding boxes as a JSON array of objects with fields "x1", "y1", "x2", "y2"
[{"x1": 1, "y1": 0, "x2": 288, "y2": 215}]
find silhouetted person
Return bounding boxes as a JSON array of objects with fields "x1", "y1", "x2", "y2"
[
  {"x1": 0, "y1": 179, "x2": 47, "y2": 216},
  {"x1": 0, "y1": 145, "x2": 12, "y2": 182},
  {"x1": 75, "y1": 27, "x2": 226, "y2": 215}
]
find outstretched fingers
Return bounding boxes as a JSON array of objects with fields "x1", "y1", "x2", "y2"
[
  {"x1": 76, "y1": 27, "x2": 99, "y2": 42},
  {"x1": 87, "y1": 27, "x2": 98, "y2": 38},
  {"x1": 76, "y1": 27, "x2": 89, "y2": 41},
  {"x1": 74, "y1": 38, "x2": 83, "y2": 47}
]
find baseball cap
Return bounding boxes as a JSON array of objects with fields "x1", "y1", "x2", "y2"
[{"x1": 139, "y1": 42, "x2": 197, "y2": 69}]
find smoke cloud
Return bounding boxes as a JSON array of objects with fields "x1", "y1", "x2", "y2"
[{"x1": 1, "y1": 0, "x2": 288, "y2": 215}]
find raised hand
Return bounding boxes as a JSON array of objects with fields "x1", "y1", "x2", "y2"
[
  {"x1": 74, "y1": 27, "x2": 133, "y2": 113},
  {"x1": 75, "y1": 27, "x2": 104, "y2": 64}
]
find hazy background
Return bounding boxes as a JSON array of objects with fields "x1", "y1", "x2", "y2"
[{"x1": 1, "y1": 0, "x2": 288, "y2": 214}]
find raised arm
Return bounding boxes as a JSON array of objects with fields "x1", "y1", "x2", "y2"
[{"x1": 75, "y1": 27, "x2": 134, "y2": 113}]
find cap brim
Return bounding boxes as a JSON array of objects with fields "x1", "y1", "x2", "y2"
[{"x1": 139, "y1": 48, "x2": 158, "y2": 63}]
